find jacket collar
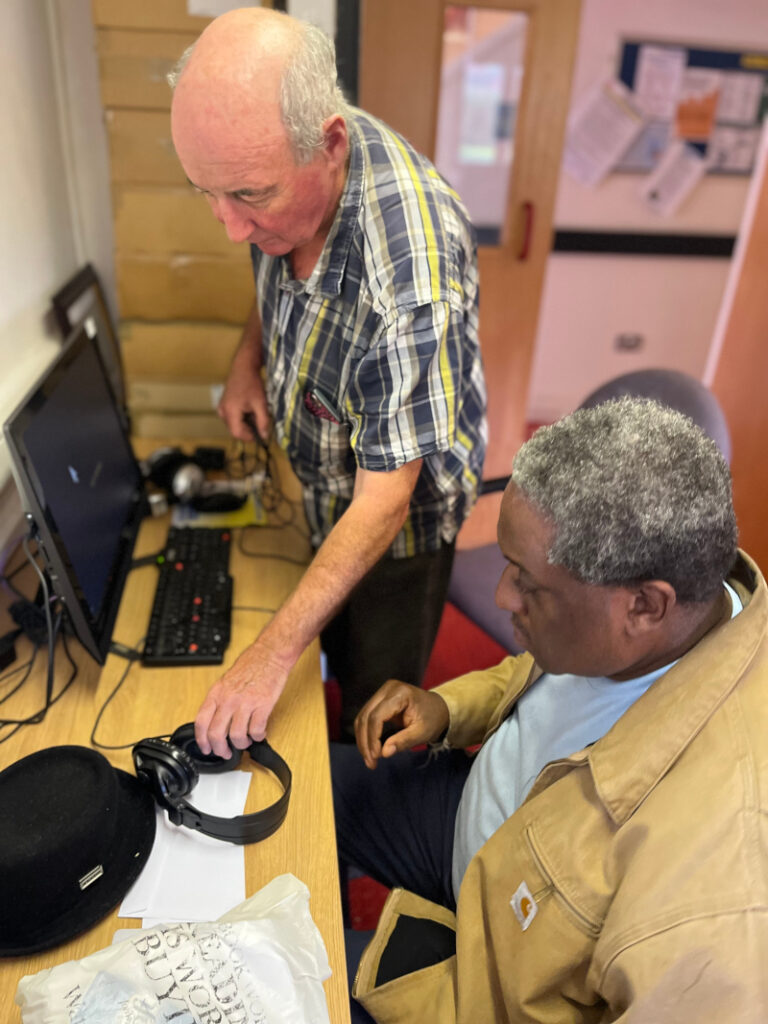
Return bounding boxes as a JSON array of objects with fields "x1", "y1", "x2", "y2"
[{"x1": 586, "y1": 551, "x2": 766, "y2": 825}]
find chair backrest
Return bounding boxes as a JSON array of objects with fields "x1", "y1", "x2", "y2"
[{"x1": 578, "y1": 368, "x2": 732, "y2": 463}]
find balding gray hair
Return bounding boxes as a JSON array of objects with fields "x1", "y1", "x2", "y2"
[
  {"x1": 167, "y1": 17, "x2": 349, "y2": 164},
  {"x1": 511, "y1": 397, "x2": 738, "y2": 603},
  {"x1": 280, "y1": 20, "x2": 350, "y2": 163}
]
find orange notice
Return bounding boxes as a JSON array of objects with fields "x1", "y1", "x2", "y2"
[{"x1": 675, "y1": 90, "x2": 719, "y2": 141}]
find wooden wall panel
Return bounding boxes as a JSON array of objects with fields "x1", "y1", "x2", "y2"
[
  {"x1": 92, "y1": 0, "x2": 213, "y2": 32},
  {"x1": 117, "y1": 255, "x2": 254, "y2": 323},
  {"x1": 131, "y1": 411, "x2": 229, "y2": 438},
  {"x1": 106, "y1": 110, "x2": 185, "y2": 185},
  {"x1": 121, "y1": 321, "x2": 240, "y2": 378},
  {"x1": 93, "y1": 0, "x2": 272, "y2": 31},
  {"x1": 96, "y1": 29, "x2": 197, "y2": 109},
  {"x1": 128, "y1": 380, "x2": 222, "y2": 413},
  {"x1": 90, "y1": 1, "x2": 260, "y2": 434},
  {"x1": 113, "y1": 186, "x2": 235, "y2": 255}
]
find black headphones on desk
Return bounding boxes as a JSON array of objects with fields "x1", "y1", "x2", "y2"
[
  {"x1": 132, "y1": 723, "x2": 291, "y2": 845},
  {"x1": 141, "y1": 446, "x2": 249, "y2": 514}
]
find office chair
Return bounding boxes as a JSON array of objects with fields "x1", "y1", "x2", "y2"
[{"x1": 447, "y1": 368, "x2": 732, "y2": 653}]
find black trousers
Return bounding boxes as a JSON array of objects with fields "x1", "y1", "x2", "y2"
[{"x1": 321, "y1": 541, "x2": 455, "y2": 737}]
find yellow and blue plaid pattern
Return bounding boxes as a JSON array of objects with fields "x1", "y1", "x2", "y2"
[{"x1": 252, "y1": 110, "x2": 487, "y2": 557}]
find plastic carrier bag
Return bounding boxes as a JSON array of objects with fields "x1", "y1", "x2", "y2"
[{"x1": 16, "y1": 874, "x2": 331, "y2": 1024}]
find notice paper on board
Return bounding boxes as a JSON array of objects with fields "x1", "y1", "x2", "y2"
[
  {"x1": 633, "y1": 45, "x2": 687, "y2": 120},
  {"x1": 563, "y1": 78, "x2": 646, "y2": 187},
  {"x1": 639, "y1": 140, "x2": 710, "y2": 216}
]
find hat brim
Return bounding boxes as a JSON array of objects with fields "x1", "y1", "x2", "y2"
[{"x1": 0, "y1": 767, "x2": 156, "y2": 958}]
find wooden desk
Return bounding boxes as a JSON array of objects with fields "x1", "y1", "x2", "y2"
[{"x1": 0, "y1": 445, "x2": 350, "y2": 1022}]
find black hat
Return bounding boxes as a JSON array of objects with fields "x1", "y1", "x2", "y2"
[{"x1": 0, "y1": 745, "x2": 156, "y2": 957}]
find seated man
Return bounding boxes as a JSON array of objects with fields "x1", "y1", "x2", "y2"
[{"x1": 332, "y1": 396, "x2": 768, "y2": 1023}]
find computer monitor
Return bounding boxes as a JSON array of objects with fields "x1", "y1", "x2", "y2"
[{"x1": 3, "y1": 327, "x2": 145, "y2": 663}]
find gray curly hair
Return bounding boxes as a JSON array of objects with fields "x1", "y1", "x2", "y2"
[
  {"x1": 168, "y1": 17, "x2": 349, "y2": 165},
  {"x1": 511, "y1": 397, "x2": 737, "y2": 603}
]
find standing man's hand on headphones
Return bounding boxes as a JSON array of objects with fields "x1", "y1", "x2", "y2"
[{"x1": 195, "y1": 639, "x2": 294, "y2": 757}]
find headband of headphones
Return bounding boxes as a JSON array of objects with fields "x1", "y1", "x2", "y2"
[{"x1": 132, "y1": 723, "x2": 291, "y2": 845}]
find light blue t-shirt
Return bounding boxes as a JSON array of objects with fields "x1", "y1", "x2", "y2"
[{"x1": 451, "y1": 582, "x2": 742, "y2": 900}]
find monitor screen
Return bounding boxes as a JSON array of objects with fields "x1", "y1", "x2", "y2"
[{"x1": 3, "y1": 327, "x2": 145, "y2": 663}]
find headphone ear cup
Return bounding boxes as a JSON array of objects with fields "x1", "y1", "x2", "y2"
[
  {"x1": 170, "y1": 722, "x2": 242, "y2": 773},
  {"x1": 171, "y1": 462, "x2": 206, "y2": 501},
  {"x1": 155, "y1": 761, "x2": 193, "y2": 798},
  {"x1": 133, "y1": 738, "x2": 198, "y2": 803},
  {"x1": 143, "y1": 448, "x2": 187, "y2": 491}
]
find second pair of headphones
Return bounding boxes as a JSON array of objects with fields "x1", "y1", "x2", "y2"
[
  {"x1": 132, "y1": 723, "x2": 292, "y2": 845},
  {"x1": 141, "y1": 446, "x2": 248, "y2": 514}
]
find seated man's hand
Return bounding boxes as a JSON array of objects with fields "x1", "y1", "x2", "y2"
[{"x1": 354, "y1": 680, "x2": 450, "y2": 770}]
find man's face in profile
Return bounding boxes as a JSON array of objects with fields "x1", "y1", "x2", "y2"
[{"x1": 495, "y1": 484, "x2": 629, "y2": 678}]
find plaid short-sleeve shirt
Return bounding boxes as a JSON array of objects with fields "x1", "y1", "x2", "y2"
[{"x1": 252, "y1": 109, "x2": 487, "y2": 557}]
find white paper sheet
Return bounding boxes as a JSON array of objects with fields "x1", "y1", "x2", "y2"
[
  {"x1": 639, "y1": 140, "x2": 710, "y2": 217},
  {"x1": 634, "y1": 45, "x2": 686, "y2": 120},
  {"x1": 563, "y1": 78, "x2": 645, "y2": 187},
  {"x1": 716, "y1": 71, "x2": 764, "y2": 126},
  {"x1": 118, "y1": 771, "x2": 251, "y2": 926},
  {"x1": 709, "y1": 125, "x2": 761, "y2": 173}
]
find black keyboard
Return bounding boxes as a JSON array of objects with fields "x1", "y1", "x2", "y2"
[{"x1": 143, "y1": 527, "x2": 233, "y2": 667}]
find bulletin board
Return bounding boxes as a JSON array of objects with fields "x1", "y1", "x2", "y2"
[{"x1": 615, "y1": 40, "x2": 768, "y2": 175}]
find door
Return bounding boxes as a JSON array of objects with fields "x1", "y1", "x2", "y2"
[
  {"x1": 360, "y1": 0, "x2": 581, "y2": 545},
  {"x1": 710, "y1": 123, "x2": 768, "y2": 572}
]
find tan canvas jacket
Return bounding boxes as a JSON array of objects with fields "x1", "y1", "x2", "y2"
[{"x1": 354, "y1": 552, "x2": 768, "y2": 1022}]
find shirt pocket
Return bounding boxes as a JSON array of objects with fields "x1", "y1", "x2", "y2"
[{"x1": 296, "y1": 382, "x2": 355, "y2": 483}]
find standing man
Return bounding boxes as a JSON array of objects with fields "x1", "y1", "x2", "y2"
[{"x1": 168, "y1": 8, "x2": 487, "y2": 753}]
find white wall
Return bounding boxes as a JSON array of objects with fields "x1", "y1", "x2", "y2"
[
  {"x1": 527, "y1": 0, "x2": 768, "y2": 422},
  {"x1": 288, "y1": 0, "x2": 336, "y2": 37},
  {"x1": 0, "y1": 0, "x2": 114, "y2": 555},
  {"x1": 529, "y1": 255, "x2": 730, "y2": 423},
  {"x1": 0, "y1": 2, "x2": 76, "y2": 425}
]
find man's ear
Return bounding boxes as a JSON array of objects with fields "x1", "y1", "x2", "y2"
[
  {"x1": 321, "y1": 114, "x2": 348, "y2": 168},
  {"x1": 624, "y1": 580, "x2": 677, "y2": 636}
]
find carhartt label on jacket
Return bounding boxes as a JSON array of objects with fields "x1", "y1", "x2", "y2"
[{"x1": 511, "y1": 881, "x2": 538, "y2": 931}]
